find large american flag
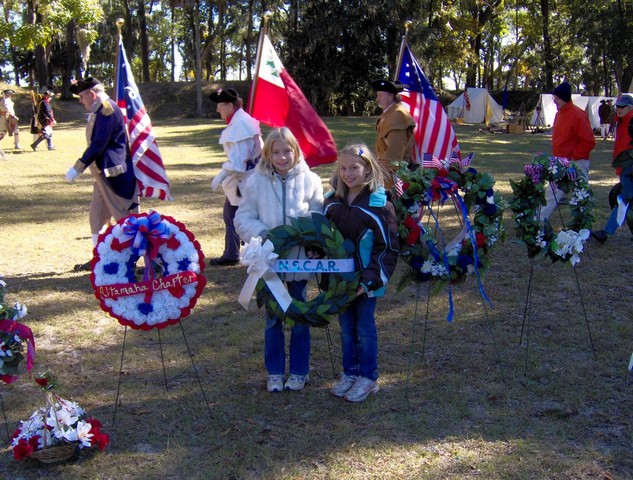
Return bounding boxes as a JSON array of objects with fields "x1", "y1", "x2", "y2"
[
  {"x1": 115, "y1": 38, "x2": 172, "y2": 201},
  {"x1": 397, "y1": 43, "x2": 460, "y2": 163}
]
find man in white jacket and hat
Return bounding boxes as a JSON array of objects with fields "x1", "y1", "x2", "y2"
[{"x1": 209, "y1": 87, "x2": 262, "y2": 266}]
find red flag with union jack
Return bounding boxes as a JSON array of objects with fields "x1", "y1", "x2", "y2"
[
  {"x1": 396, "y1": 43, "x2": 461, "y2": 163},
  {"x1": 115, "y1": 38, "x2": 172, "y2": 201}
]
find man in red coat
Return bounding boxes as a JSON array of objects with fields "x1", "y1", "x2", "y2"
[{"x1": 540, "y1": 81, "x2": 596, "y2": 221}]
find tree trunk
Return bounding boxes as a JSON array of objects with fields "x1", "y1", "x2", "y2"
[
  {"x1": 171, "y1": 6, "x2": 176, "y2": 82},
  {"x1": 541, "y1": 0, "x2": 554, "y2": 90},
  {"x1": 61, "y1": 20, "x2": 78, "y2": 100},
  {"x1": 194, "y1": 0, "x2": 202, "y2": 116},
  {"x1": 138, "y1": 0, "x2": 150, "y2": 82}
]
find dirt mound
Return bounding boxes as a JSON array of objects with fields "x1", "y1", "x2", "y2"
[{"x1": 1, "y1": 80, "x2": 252, "y2": 122}]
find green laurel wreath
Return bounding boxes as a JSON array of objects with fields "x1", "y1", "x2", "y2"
[
  {"x1": 510, "y1": 153, "x2": 595, "y2": 263},
  {"x1": 255, "y1": 212, "x2": 360, "y2": 328}
]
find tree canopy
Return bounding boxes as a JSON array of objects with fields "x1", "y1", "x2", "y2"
[{"x1": 2, "y1": 0, "x2": 632, "y2": 114}]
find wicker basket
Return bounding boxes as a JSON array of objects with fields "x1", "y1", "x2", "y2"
[{"x1": 30, "y1": 444, "x2": 76, "y2": 464}]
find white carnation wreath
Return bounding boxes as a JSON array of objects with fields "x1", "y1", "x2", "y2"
[{"x1": 90, "y1": 210, "x2": 206, "y2": 330}]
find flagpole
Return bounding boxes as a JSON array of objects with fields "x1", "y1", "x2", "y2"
[
  {"x1": 394, "y1": 20, "x2": 412, "y2": 81},
  {"x1": 114, "y1": 18, "x2": 124, "y2": 101},
  {"x1": 248, "y1": 11, "x2": 272, "y2": 115}
]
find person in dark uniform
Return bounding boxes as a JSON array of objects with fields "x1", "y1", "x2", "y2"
[{"x1": 65, "y1": 77, "x2": 139, "y2": 270}]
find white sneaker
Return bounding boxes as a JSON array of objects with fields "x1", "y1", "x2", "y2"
[
  {"x1": 330, "y1": 373, "x2": 357, "y2": 397},
  {"x1": 267, "y1": 374, "x2": 284, "y2": 392},
  {"x1": 344, "y1": 376, "x2": 378, "y2": 402},
  {"x1": 284, "y1": 373, "x2": 309, "y2": 391}
]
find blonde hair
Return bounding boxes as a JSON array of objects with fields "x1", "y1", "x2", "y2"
[
  {"x1": 258, "y1": 127, "x2": 303, "y2": 173},
  {"x1": 332, "y1": 143, "x2": 386, "y2": 198}
]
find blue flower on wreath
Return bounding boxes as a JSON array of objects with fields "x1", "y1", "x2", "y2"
[
  {"x1": 177, "y1": 258, "x2": 191, "y2": 272},
  {"x1": 410, "y1": 256, "x2": 432, "y2": 281},
  {"x1": 137, "y1": 303, "x2": 153, "y2": 315},
  {"x1": 477, "y1": 188, "x2": 498, "y2": 216},
  {"x1": 103, "y1": 262, "x2": 119, "y2": 275},
  {"x1": 125, "y1": 255, "x2": 139, "y2": 282}
]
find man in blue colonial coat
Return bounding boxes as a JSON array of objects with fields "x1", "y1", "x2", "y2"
[{"x1": 66, "y1": 77, "x2": 139, "y2": 271}]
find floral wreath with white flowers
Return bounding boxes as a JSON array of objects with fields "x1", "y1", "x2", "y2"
[
  {"x1": 90, "y1": 210, "x2": 206, "y2": 330},
  {"x1": 509, "y1": 153, "x2": 595, "y2": 266},
  {"x1": 391, "y1": 155, "x2": 507, "y2": 310},
  {"x1": 0, "y1": 275, "x2": 34, "y2": 384}
]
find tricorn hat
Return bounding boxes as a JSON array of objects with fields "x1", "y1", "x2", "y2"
[
  {"x1": 2, "y1": 89, "x2": 15, "y2": 95},
  {"x1": 69, "y1": 77, "x2": 101, "y2": 95},
  {"x1": 209, "y1": 88, "x2": 239, "y2": 104},
  {"x1": 370, "y1": 79, "x2": 404, "y2": 95}
]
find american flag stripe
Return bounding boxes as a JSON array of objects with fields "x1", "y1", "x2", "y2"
[
  {"x1": 116, "y1": 38, "x2": 172, "y2": 201},
  {"x1": 397, "y1": 44, "x2": 460, "y2": 163}
]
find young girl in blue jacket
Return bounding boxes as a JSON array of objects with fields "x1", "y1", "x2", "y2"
[{"x1": 323, "y1": 143, "x2": 399, "y2": 402}]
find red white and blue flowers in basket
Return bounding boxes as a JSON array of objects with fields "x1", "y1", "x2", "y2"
[
  {"x1": 510, "y1": 153, "x2": 594, "y2": 266},
  {"x1": 391, "y1": 154, "x2": 507, "y2": 321},
  {"x1": 0, "y1": 275, "x2": 35, "y2": 384},
  {"x1": 11, "y1": 373, "x2": 109, "y2": 461},
  {"x1": 90, "y1": 210, "x2": 206, "y2": 330}
]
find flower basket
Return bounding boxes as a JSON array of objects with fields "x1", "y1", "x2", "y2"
[
  {"x1": 11, "y1": 375, "x2": 109, "y2": 462},
  {"x1": 29, "y1": 443, "x2": 76, "y2": 464}
]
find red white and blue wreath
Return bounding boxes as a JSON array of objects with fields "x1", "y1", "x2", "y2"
[
  {"x1": 509, "y1": 153, "x2": 594, "y2": 265},
  {"x1": 90, "y1": 210, "x2": 206, "y2": 330},
  {"x1": 391, "y1": 154, "x2": 507, "y2": 321}
]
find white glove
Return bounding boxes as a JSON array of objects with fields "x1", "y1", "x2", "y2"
[
  {"x1": 65, "y1": 167, "x2": 79, "y2": 183},
  {"x1": 211, "y1": 170, "x2": 229, "y2": 191}
]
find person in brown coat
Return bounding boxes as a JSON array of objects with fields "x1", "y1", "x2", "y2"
[{"x1": 371, "y1": 79, "x2": 415, "y2": 187}]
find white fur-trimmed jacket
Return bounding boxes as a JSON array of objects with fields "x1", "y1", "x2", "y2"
[
  {"x1": 235, "y1": 158, "x2": 323, "y2": 242},
  {"x1": 235, "y1": 158, "x2": 323, "y2": 282}
]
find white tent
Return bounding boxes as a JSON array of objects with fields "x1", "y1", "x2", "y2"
[
  {"x1": 530, "y1": 94, "x2": 617, "y2": 129},
  {"x1": 447, "y1": 88, "x2": 504, "y2": 124}
]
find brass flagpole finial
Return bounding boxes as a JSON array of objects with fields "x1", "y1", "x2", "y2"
[
  {"x1": 116, "y1": 18, "x2": 125, "y2": 34},
  {"x1": 404, "y1": 20, "x2": 413, "y2": 34},
  {"x1": 262, "y1": 10, "x2": 272, "y2": 27}
]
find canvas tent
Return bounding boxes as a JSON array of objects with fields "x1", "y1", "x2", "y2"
[
  {"x1": 447, "y1": 88, "x2": 504, "y2": 124},
  {"x1": 530, "y1": 94, "x2": 617, "y2": 129}
]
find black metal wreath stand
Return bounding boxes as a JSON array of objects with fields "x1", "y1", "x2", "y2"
[
  {"x1": 520, "y1": 198, "x2": 597, "y2": 376},
  {"x1": 403, "y1": 201, "x2": 501, "y2": 406},
  {"x1": 112, "y1": 321, "x2": 214, "y2": 426},
  {"x1": 1, "y1": 389, "x2": 10, "y2": 441}
]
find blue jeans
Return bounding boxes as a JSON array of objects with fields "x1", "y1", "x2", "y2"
[
  {"x1": 605, "y1": 165, "x2": 633, "y2": 234},
  {"x1": 338, "y1": 295, "x2": 378, "y2": 381},
  {"x1": 264, "y1": 280, "x2": 310, "y2": 376}
]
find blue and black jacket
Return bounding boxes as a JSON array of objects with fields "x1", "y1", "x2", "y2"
[{"x1": 323, "y1": 187, "x2": 399, "y2": 297}]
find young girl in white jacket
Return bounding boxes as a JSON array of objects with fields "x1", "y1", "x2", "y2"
[{"x1": 235, "y1": 127, "x2": 324, "y2": 392}]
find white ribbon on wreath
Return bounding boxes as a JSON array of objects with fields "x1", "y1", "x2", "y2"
[{"x1": 238, "y1": 237, "x2": 293, "y2": 312}]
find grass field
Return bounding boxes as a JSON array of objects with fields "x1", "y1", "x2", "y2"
[{"x1": 0, "y1": 115, "x2": 631, "y2": 479}]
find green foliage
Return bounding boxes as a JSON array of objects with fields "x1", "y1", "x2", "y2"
[
  {"x1": 510, "y1": 153, "x2": 595, "y2": 264},
  {"x1": 392, "y1": 158, "x2": 507, "y2": 294},
  {"x1": 254, "y1": 213, "x2": 359, "y2": 328}
]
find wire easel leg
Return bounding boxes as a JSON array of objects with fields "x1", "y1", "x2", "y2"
[
  {"x1": 481, "y1": 299, "x2": 500, "y2": 364},
  {"x1": 112, "y1": 325, "x2": 128, "y2": 426},
  {"x1": 157, "y1": 329, "x2": 169, "y2": 392},
  {"x1": 1, "y1": 390, "x2": 10, "y2": 441},
  {"x1": 325, "y1": 325, "x2": 336, "y2": 378},
  {"x1": 404, "y1": 284, "x2": 422, "y2": 406},
  {"x1": 404, "y1": 283, "x2": 433, "y2": 406},
  {"x1": 178, "y1": 321, "x2": 214, "y2": 419},
  {"x1": 521, "y1": 259, "x2": 536, "y2": 376},
  {"x1": 572, "y1": 265, "x2": 597, "y2": 360}
]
